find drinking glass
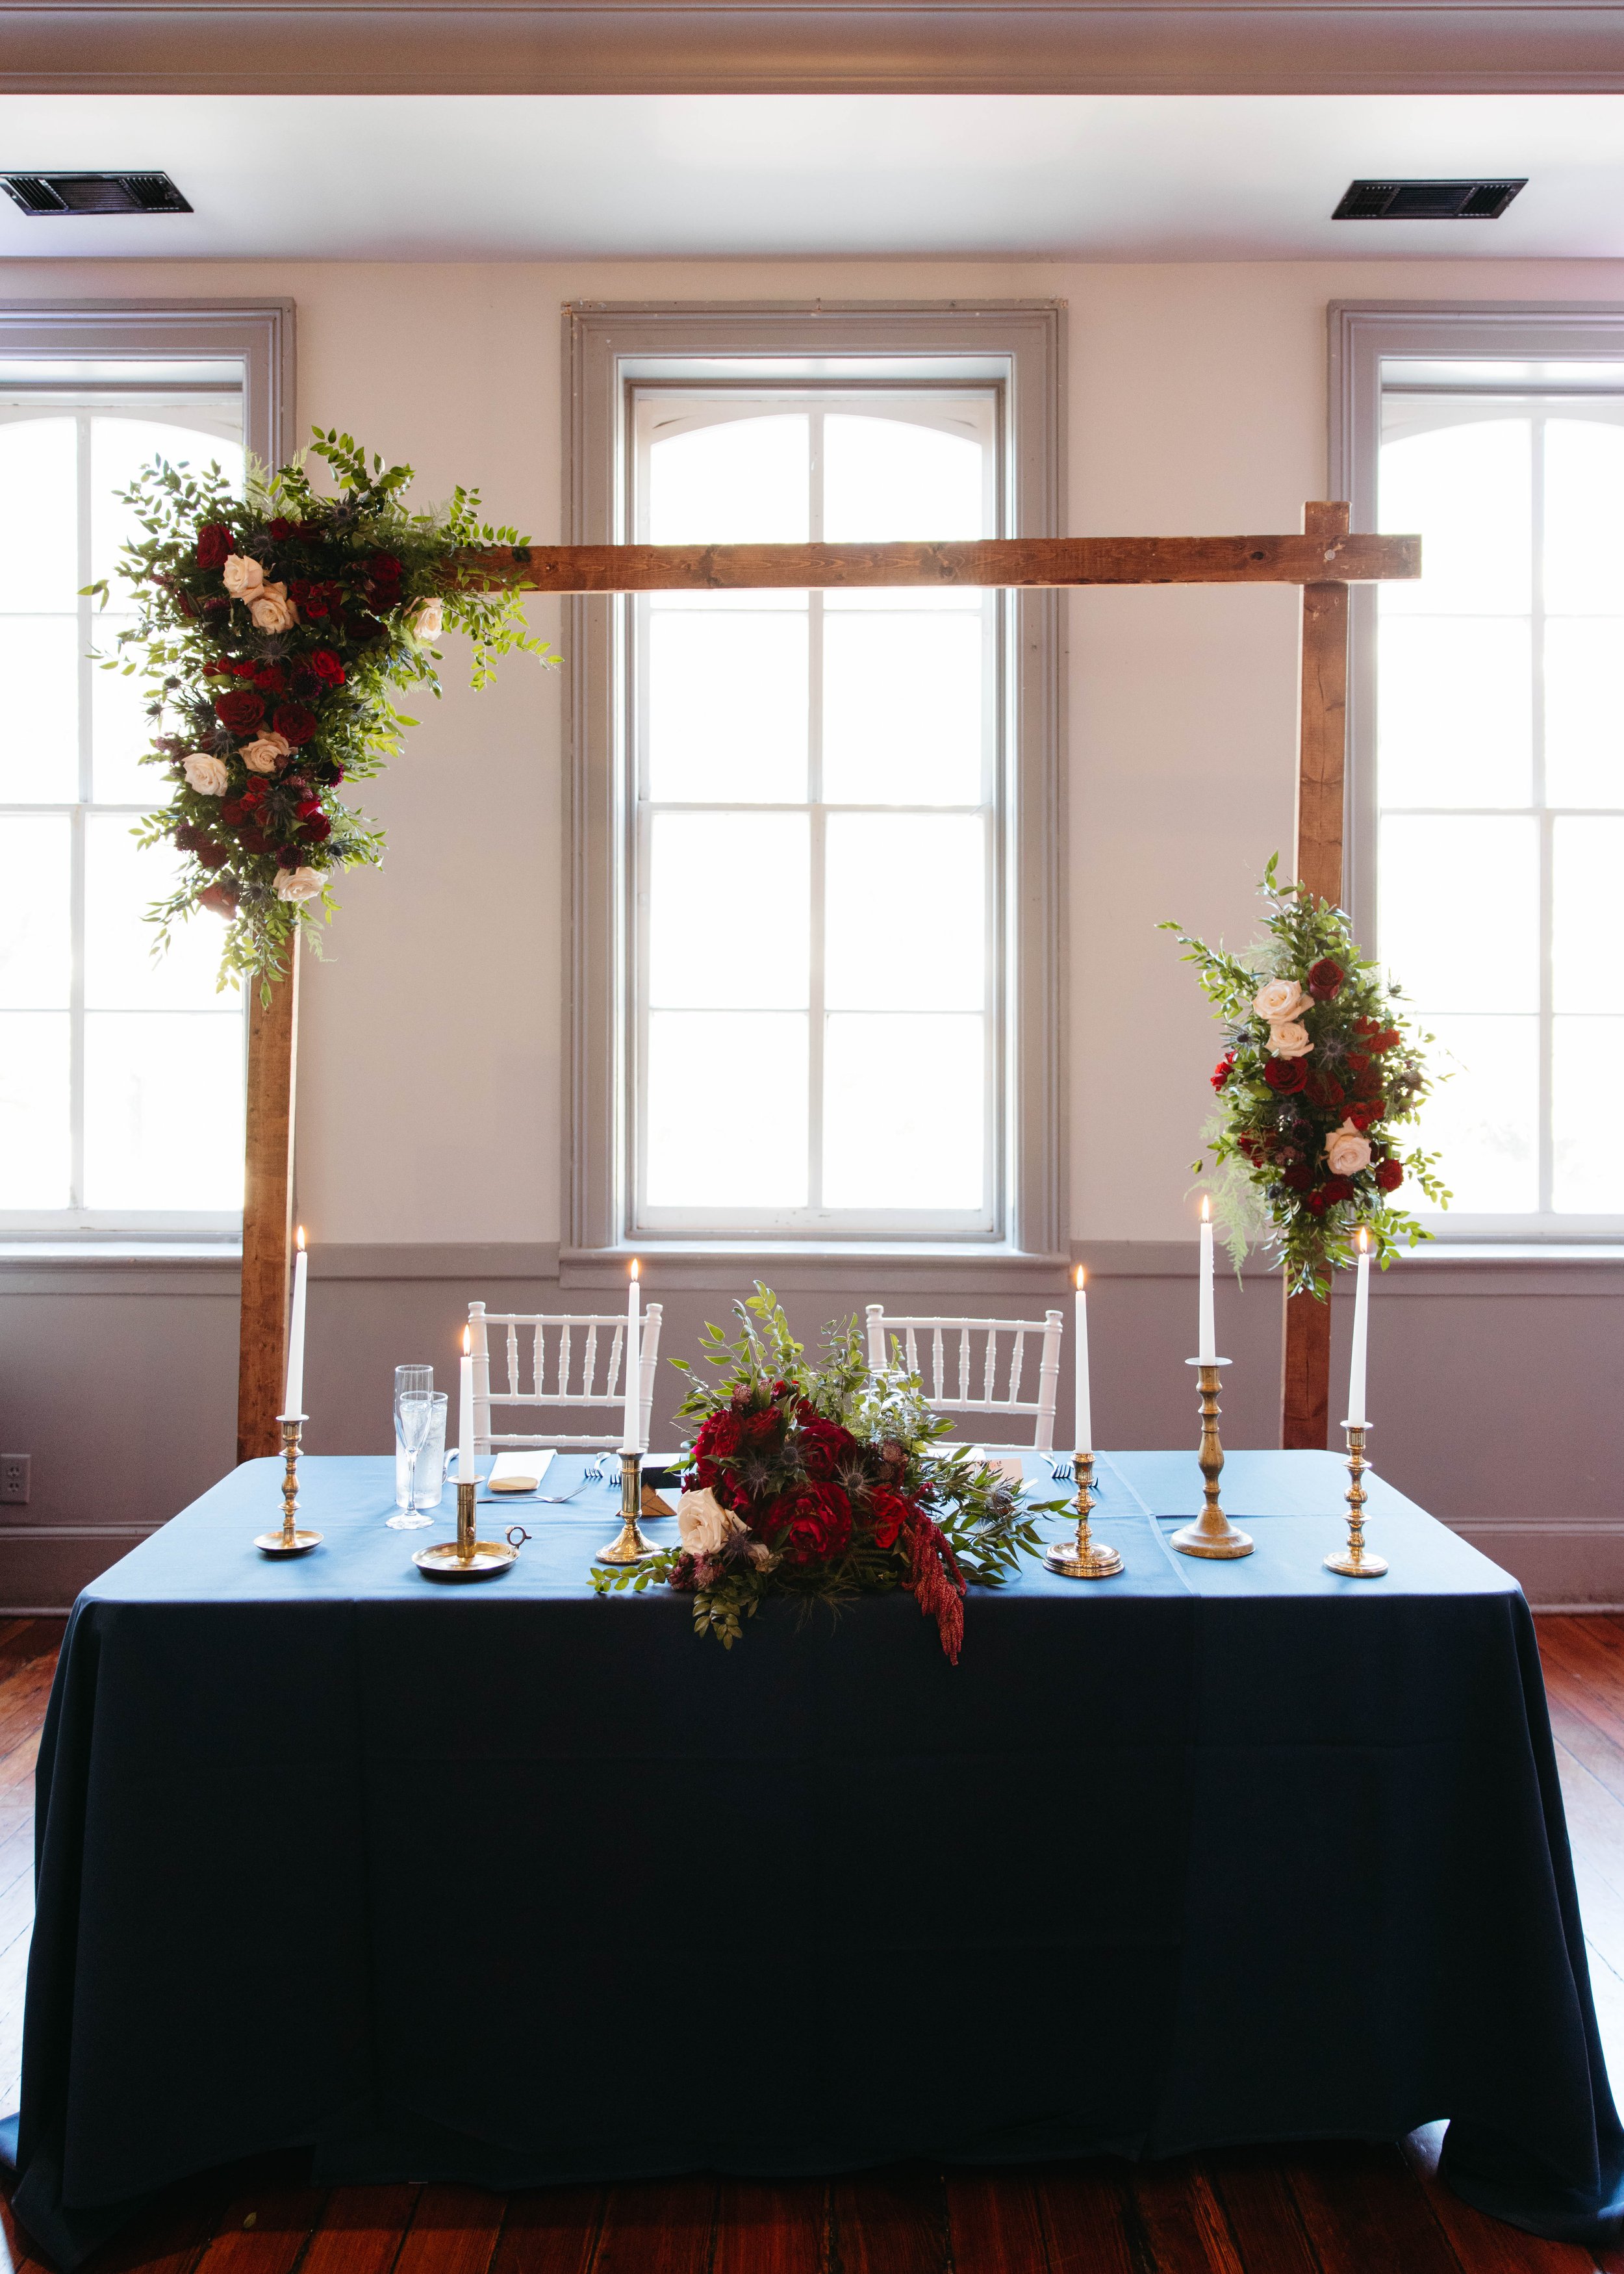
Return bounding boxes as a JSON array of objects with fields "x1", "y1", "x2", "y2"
[
  {"x1": 388, "y1": 1391, "x2": 445, "y2": 1530},
  {"x1": 394, "y1": 1364, "x2": 433, "y2": 1508}
]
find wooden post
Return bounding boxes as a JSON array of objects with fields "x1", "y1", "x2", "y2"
[
  {"x1": 1282, "y1": 500, "x2": 1352, "y2": 1450},
  {"x1": 237, "y1": 939, "x2": 299, "y2": 1463}
]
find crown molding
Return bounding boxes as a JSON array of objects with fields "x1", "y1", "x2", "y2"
[{"x1": 5, "y1": 3, "x2": 1624, "y2": 97}]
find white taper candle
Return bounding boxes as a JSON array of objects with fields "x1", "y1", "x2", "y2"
[
  {"x1": 623, "y1": 1259, "x2": 642, "y2": 1450},
  {"x1": 1074, "y1": 1264, "x2": 1092, "y2": 1455},
  {"x1": 1198, "y1": 1198, "x2": 1216, "y2": 1364},
  {"x1": 283, "y1": 1225, "x2": 307, "y2": 1417},
  {"x1": 1348, "y1": 1226, "x2": 1371, "y2": 1427},
  {"x1": 459, "y1": 1323, "x2": 474, "y2": 1483}
]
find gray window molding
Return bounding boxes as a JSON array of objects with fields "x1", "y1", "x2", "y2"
[{"x1": 564, "y1": 300, "x2": 1066, "y2": 1264}]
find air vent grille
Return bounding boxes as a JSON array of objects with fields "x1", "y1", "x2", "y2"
[
  {"x1": 1334, "y1": 177, "x2": 1526, "y2": 221},
  {"x1": 1, "y1": 170, "x2": 192, "y2": 217}
]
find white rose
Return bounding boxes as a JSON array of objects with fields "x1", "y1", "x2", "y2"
[
  {"x1": 677, "y1": 1487, "x2": 742, "y2": 1559},
  {"x1": 240, "y1": 732, "x2": 292, "y2": 776},
  {"x1": 1254, "y1": 977, "x2": 1308, "y2": 1023},
  {"x1": 409, "y1": 597, "x2": 444, "y2": 641},
  {"x1": 273, "y1": 866, "x2": 325, "y2": 904},
  {"x1": 248, "y1": 583, "x2": 298, "y2": 633},
  {"x1": 181, "y1": 751, "x2": 229, "y2": 797},
  {"x1": 222, "y1": 554, "x2": 266, "y2": 598},
  {"x1": 1269, "y1": 1019, "x2": 1313, "y2": 1060},
  {"x1": 1325, "y1": 1119, "x2": 1372, "y2": 1177}
]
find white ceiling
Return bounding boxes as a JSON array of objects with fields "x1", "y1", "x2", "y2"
[{"x1": 3, "y1": 93, "x2": 1624, "y2": 262}]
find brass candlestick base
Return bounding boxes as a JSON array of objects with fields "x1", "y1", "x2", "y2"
[
  {"x1": 1171, "y1": 1360, "x2": 1254, "y2": 1561},
  {"x1": 596, "y1": 1450, "x2": 659, "y2": 1566},
  {"x1": 1326, "y1": 1420, "x2": 1387, "y2": 1578},
  {"x1": 1045, "y1": 1453, "x2": 1123, "y2": 1579},
  {"x1": 413, "y1": 1476, "x2": 520, "y2": 1581},
  {"x1": 254, "y1": 1416, "x2": 323, "y2": 1557}
]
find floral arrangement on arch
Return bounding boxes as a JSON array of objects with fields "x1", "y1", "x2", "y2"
[
  {"x1": 589, "y1": 1287, "x2": 1059, "y2": 1661},
  {"x1": 87, "y1": 428, "x2": 555, "y2": 993},
  {"x1": 1161, "y1": 859, "x2": 1449, "y2": 1296}
]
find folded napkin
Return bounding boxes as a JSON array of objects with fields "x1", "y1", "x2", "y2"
[
  {"x1": 968, "y1": 1448, "x2": 1029, "y2": 1489},
  {"x1": 451, "y1": 1450, "x2": 556, "y2": 1490}
]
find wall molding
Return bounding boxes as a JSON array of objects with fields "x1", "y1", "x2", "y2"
[{"x1": 6, "y1": 5, "x2": 1624, "y2": 95}]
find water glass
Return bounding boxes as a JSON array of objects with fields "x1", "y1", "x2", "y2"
[
  {"x1": 394, "y1": 1364, "x2": 433, "y2": 1508},
  {"x1": 388, "y1": 1390, "x2": 448, "y2": 1531}
]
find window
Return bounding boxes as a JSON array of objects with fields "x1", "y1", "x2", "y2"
[
  {"x1": 0, "y1": 303, "x2": 290, "y2": 1233},
  {"x1": 1334, "y1": 304, "x2": 1624, "y2": 1232},
  {"x1": 567, "y1": 304, "x2": 1065, "y2": 1257}
]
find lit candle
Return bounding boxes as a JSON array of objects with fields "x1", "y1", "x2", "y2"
[
  {"x1": 459, "y1": 1323, "x2": 474, "y2": 1484},
  {"x1": 1074, "y1": 1264, "x2": 1092, "y2": 1455},
  {"x1": 622, "y1": 1260, "x2": 641, "y2": 1450},
  {"x1": 1348, "y1": 1226, "x2": 1371, "y2": 1428},
  {"x1": 1198, "y1": 1197, "x2": 1216, "y2": 1364},
  {"x1": 283, "y1": 1225, "x2": 307, "y2": 1417}
]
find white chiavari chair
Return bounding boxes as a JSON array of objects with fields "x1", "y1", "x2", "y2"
[
  {"x1": 864, "y1": 1305, "x2": 1063, "y2": 1451},
  {"x1": 468, "y1": 1300, "x2": 664, "y2": 1454}
]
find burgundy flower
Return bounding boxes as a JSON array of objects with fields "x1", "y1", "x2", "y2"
[
  {"x1": 253, "y1": 663, "x2": 287, "y2": 695},
  {"x1": 310, "y1": 649, "x2": 346, "y2": 687},
  {"x1": 1322, "y1": 1175, "x2": 1355, "y2": 1205},
  {"x1": 268, "y1": 518, "x2": 295, "y2": 541},
  {"x1": 1263, "y1": 1056, "x2": 1308, "y2": 1095},
  {"x1": 1306, "y1": 1190, "x2": 1330, "y2": 1214},
  {"x1": 195, "y1": 839, "x2": 230, "y2": 872},
  {"x1": 1306, "y1": 958, "x2": 1345, "y2": 1000},
  {"x1": 1376, "y1": 1157, "x2": 1404, "y2": 1192},
  {"x1": 214, "y1": 690, "x2": 264, "y2": 735},
  {"x1": 1210, "y1": 1052, "x2": 1235, "y2": 1092},
  {"x1": 694, "y1": 1411, "x2": 743, "y2": 1462},
  {"x1": 1304, "y1": 1069, "x2": 1345, "y2": 1110},
  {"x1": 741, "y1": 1409, "x2": 783, "y2": 1448},
  {"x1": 868, "y1": 1485, "x2": 914, "y2": 1552},
  {"x1": 1282, "y1": 1164, "x2": 1315, "y2": 1193},
  {"x1": 301, "y1": 812, "x2": 332, "y2": 843},
  {"x1": 236, "y1": 826, "x2": 270, "y2": 856},
  {"x1": 777, "y1": 1482, "x2": 853, "y2": 1564},
  {"x1": 797, "y1": 1414, "x2": 859, "y2": 1482},
  {"x1": 197, "y1": 880, "x2": 239, "y2": 917},
  {"x1": 272, "y1": 703, "x2": 317, "y2": 748},
  {"x1": 366, "y1": 552, "x2": 404, "y2": 589},
  {"x1": 195, "y1": 522, "x2": 235, "y2": 569},
  {"x1": 276, "y1": 846, "x2": 301, "y2": 871}
]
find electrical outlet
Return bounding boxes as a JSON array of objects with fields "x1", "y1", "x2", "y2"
[{"x1": 0, "y1": 1456, "x2": 29, "y2": 1505}]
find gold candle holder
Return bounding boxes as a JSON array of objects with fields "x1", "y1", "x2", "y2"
[
  {"x1": 1171, "y1": 1360, "x2": 1254, "y2": 1560},
  {"x1": 1045, "y1": 1453, "x2": 1123, "y2": 1579},
  {"x1": 253, "y1": 1415, "x2": 323, "y2": 1557},
  {"x1": 413, "y1": 1475, "x2": 522, "y2": 1581},
  {"x1": 1326, "y1": 1421, "x2": 1387, "y2": 1578},
  {"x1": 596, "y1": 1449, "x2": 659, "y2": 1566}
]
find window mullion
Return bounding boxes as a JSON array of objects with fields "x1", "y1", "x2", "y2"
[{"x1": 807, "y1": 409, "x2": 825, "y2": 1215}]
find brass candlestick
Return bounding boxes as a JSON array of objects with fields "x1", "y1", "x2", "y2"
[
  {"x1": 413, "y1": 1475, "x2": 522, "y2": 1581},
  {"x1": 253, "y1": 1415, "x2": 323, "y2": 1557},
  {"x1": 1045, "y1": 1453, "x2": 1123, "y2": 1579},
  {"x1": 596, "y1": 1449, "x2": 658, "y2": 1566},
  {"x1": 1326, "y1": 1420, "x2": 1387, "y2": 1578},
  {"x1": 1171, "y1": 1360, "x2": 1254, "y2": 1560}
]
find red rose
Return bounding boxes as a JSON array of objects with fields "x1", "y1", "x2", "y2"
[
  {"x1": 797, "y1": 1414, "x2": 858, "y2": 1482},
  {"x1": 868, "y1": 1485, "x2": 914, "y2": 1552},
  {"x1": 196, "y1": 839, "x2": 229, "y2": 872},
  {"x1": 741, "y1": 1409, "x2": 783, "y2": 1448},
  {"x1": 366, "y1": 552, "x2": 404, "y2": 587},
  {"x1": 214, "y1": 690, "x2": 264, "y2": 734},
  {"x1": 1345, "y1": 1051, "x2": 1369, "y2": 1077},
  {"x1": 219, "y1": 798, "x2": 246, "y2": 826},
  {"x1": 236, "y1": 827, "x2": 269, "y2": 856},
  {"x1": 196, "y1": 522, "x2": 235, "y2": 569},
  {"x1": 694, "y1": 1411, "x2": 742, "y2": 1462},
  {"x1": 1376, "y1": 1157, "x2": 1403, "y2": 1192},
  {"x1": 268, "y1": 518, "x2": 294, "y2": 541},
  {"x1": 1306, "y1": 1190, "x2": 1329, "y2": 1214},
  {"x1": 1304, "y1": 1069, "x2": 1345, "y2": 1110},
  {"x1": 1323, "y1": 1176, "x2": 1355, "y2": 1205},
  {"x1": 1347, "y1": 1103, "x2": 1381, "y2": 1132},
  {"x1": 1264, "y1": 1056, "x2": 1308, "y2": 1095},
  {"x1": 1211, "y1": 1053, "x2": 1235, "y2": 1092},
  {"x1": 1307, "y1": 958, "x2": 1345, "y2": 1000},
  {"x1": 197, "y1": 881, "x2": 238, "y2": 917},
  {"x1": 276, "y1": 846, "x2": 301, "y2": 871},
  {"x1": 272, "y1": 703, "x2": 317, "y2": 747},
  {"x1": 1283, "y1": 1164, "x2": 1315, "y2": 1193},
  {"x1": 310, "y1": 649, "x2": 346, "y2": 686},
  {"x1": 301, "y1": 812, "x2": 332, "y2": 843},
  {"x1": 777, "y1": 1482, "x2": 852, "y2": 1565},
  {"x1": 240, "y1": 781, "x2": 266, "y2": 808},
  {"x1": 254, "y1": 664, "x2": 286, "y2": 695}
]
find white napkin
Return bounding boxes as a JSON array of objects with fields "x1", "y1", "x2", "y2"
[
  {"x1": 451, "y1": 1449, "x2": 555, "y2": 1488},
  {"x1": 968, "y1": 1448, "x2": 1028, "y2": 1488}
]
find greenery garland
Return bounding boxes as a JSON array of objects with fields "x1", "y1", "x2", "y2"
[
  {"x1": 1161, "y1": 859, "x2": 1449, "y2": 1296},
  {"x1": 86, "y1": 428, "x2": 556, "y2": 996}
]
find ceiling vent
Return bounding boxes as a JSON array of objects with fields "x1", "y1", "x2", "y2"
[
  {"x1": 1, "y1": 171, "x2": 192, "y2": 217},
  {"x1": 1334, "y1": 178, "x2": 1526, "y2": 221}
]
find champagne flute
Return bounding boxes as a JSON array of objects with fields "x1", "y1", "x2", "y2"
[{"x1": 388, "y1": 1392, "x2": 436, "y2": 1531}]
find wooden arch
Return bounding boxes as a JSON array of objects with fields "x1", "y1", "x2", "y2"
[{"x1": 236, "y1": 500, "x2": 1418, "y2": 1462}]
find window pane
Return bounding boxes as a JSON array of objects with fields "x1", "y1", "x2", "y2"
[
  {"x1": 646, "y1": 610, "x2": 807, "y2": 802},
  {"x1": 90, "y1": 618, "x2": 159, "y2": 802},
  {"x1": 1379, "y1": 815, "x2": 1538, "y2": 1014},
  {"x1": 825, "y1": 813, "x2": 985, "y2": 1012},
  {"x1": 1553, "y1": 1015, "x2": 1624, "y2": 1211},
  {"x1": 645, "y1": 1010, "x2": 807, "y2": 1207},
  {"x1": 0, "y1": 815, "x2": 70, "y2": 1010},
  {"x1": 823, "y1": 612, "x2": 985, "y2": 806},
  {"x1": 824, "y1": 414, "x2": 983, "y2": 542},
  {"x1": 1379, "y1": 418, "x2": 1531, "y2": 618},
  {"x1": 91, "y1": 415, "x2": 244, "y2": 592},
  {"x1": 1375, "y1": 617, "x2": 1530, "y2": 808},
  {"x1": 0, "y1": 418, "x2": 77, "y2": 612},
  {"x1": 1545, "y1": 618, "x2": 1624, "y2": 808},
  {"x1": 1413, "y1": 1012, "x2": 1538, "y2": 1214},
  {"x1": 648, "y1": 811, "x2": 808, "y2": 1009},
  {"x1": 0, "y1": 619, "x2": 78, "y2": 802},
  {"x1": 1553, "y1": 817, "x2": 1624, "y2": 1012},
  {"x1": 1545, "y1": 420, "x2": 1624, "y2": 616},
  {"x1": 0, "y1": 1011, "x2": 70, "y2": 1206},
  {"x1": 648, "y1": 415, "x2": 808, "y2": 544},
  {"x1": 83, "y1": 1011, "x2": 244, "y2": 1209},
  {"x1": 823, "y1": 1012, "x2": 984, "y2": 1208},
  {"x1": 84, "y1": 816, "x2": 228, "y2": 1010}
]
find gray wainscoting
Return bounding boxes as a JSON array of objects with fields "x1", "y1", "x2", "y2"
[{"x1": 0, "y1": 1242, "x2": 1617, "y2": 1611}]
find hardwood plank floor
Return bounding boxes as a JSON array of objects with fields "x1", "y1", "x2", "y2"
[{"x1": 1, "y1": 1614, "x2": 1623, "y2": 2273}]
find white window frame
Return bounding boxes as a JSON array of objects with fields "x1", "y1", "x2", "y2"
[
  {"x1": 564, "y1": 301, "x2": 1066, "y2": 1262},
  {"x1": 1332, "y1": 300, "x2": 1624, "y2": 1242},
  {"x1": 0, "y1": 300, "x2": 292, "y2": 1239}
]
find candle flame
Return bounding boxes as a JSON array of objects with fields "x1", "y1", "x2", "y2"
[
  {"x1": 1200, "y1": 1196, "x2": 1211, "y2": 1223},
  {"x1": 296, "y1": 1224, "x2": 305, "y2": 1252},
  {"x1": 461, "y1": 1325, "x2": 471, "y2": 1357},
  {"x1": 1075, "y1": 1264, "x2": 1085, "y2": 1290},
  {"x1": 1358, "y1": 1225, "x2": 1370, "y2": 1255},
  {"x1": 630, "y1": 1257, "x2": 640, "y2": 1282}
]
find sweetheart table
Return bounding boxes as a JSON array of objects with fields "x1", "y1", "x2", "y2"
[{"x1": 5, "y1": 1450, "x2": 1621, "y2": 2263}]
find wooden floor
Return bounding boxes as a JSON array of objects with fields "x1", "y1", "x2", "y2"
[{"x1": 3, "y1": 1616, "x2": 1624, "y2": 2273}]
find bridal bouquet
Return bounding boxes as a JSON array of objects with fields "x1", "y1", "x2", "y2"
[
  {"x1": 589, "y1": 1286, "x2": 1058, "y2": 1661},
  {"x1": 86, "y1": 428, "x2": 554, "y2": 991},
  {"x1": 1162, "y1": 858, "x2": 1448, "y2": 1296}
]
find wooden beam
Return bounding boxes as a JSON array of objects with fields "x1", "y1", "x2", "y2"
[
  {"x1": 453, "y1": 531, "x2": 1417, "y2": 596},
  {"x1": 237, "y1": 940, "x2": 298, "y2": 1464}
]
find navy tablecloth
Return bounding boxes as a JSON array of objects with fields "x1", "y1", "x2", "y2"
[{"x1": 8, "y1": 1449, "x2": 1622, "y2": 2262}]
